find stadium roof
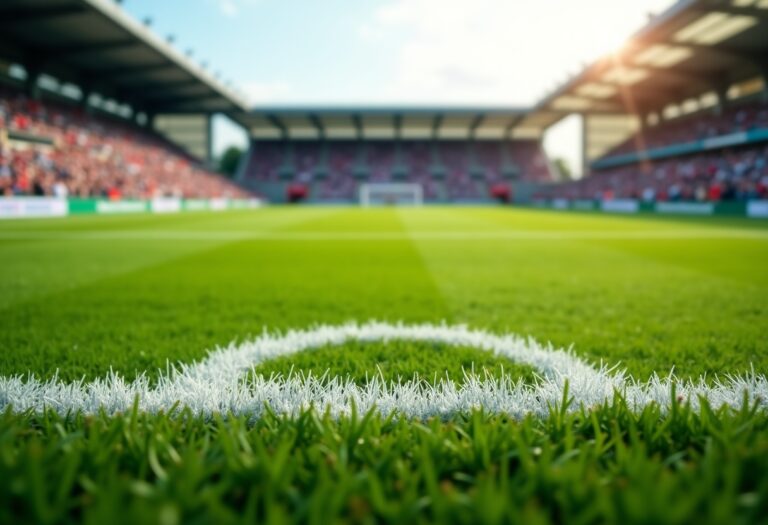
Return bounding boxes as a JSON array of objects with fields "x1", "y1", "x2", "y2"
[
  {"x1": 0, "y1": 0, "x2": 249, "y2": 117},
  {"x1": 243, "y1": 107, "x2": 547, "y2": 141},
  {"x1": 247, "y1": 0, "x2": 768, "y2": 142},
  {"x1": 3, "y1": 0, "x2": 766, "y2": 144},
  {"x1": 534, "y1": 0, "x2": 768, "y2": 118}
]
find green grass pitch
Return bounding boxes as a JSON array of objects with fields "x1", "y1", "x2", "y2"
[{"x1": 0, "y1": 207, "x2": 767, "y2": 524}]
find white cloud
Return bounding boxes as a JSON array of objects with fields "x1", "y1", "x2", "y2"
[
  {"x1": 352, "y1": 0, "x2": 672, "y2": 174},
  {"x1": 216, "y1": 0, "x2": 238, "y2": 17},
  {"x1": 213, "y1": 0, "x2": 263, "y2": 17},
  {"x1": 365, "y1": 0, "x2": 674, "y2": 105},
  {"x1": 357, "y1": 23, "x2": 385, "y2": 42},
  {"x1": 241, "y1": 80, "x2": 294, "y2": 105}
]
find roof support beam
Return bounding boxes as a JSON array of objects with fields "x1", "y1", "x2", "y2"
[
  {"x1": 146, "y1": 104, "x2": 238, "y2": 114},
  {"x1": 468, "y1": 114, "x2": 485, "y2": 139},
  {"x1": 267, "y1": 114, "x2": 288, "y2": 140},
  {"x1": 138, "y1": 88, "x2": 216, "y2": 101},
  {"x1": 393, "y1": 115, "x2": 404, "y2": 165},
  {"x1": 86, "y1": 62, "x2": 178, "y2": 80},
  {"x1": 143, "y1": 92, "x2": 222, "y2": 107},
  {"x1": 614, "y1": 85, "x2": 689, "y2": 113},
  {"x1": 352, "y1": 114, "x2": 364, "y2": 140},
  {"x1": 503, "y1": 115, "x2": 525, "y2": 140},
  {"x1": 55, "y1": 39, "x2": 141, "y2": 59},
  {"x1": 115, "y1": 78, "x2": 200, "y2": 90},
  {"x1": 0, "y1": 5, "x2": 86, "y2": 25},
  {"x1": 431, "y1": 114, "x2": 443, "y2": 140},
  {"x1": 0, "y1": 40, "x2": 24, "y2": 63},
  {"x1": 309, "y1": 114, "x2": 325, "y2": 140},
  {"x1": 393, "y1": 114, "x2": 403, "y2": 140},
  {"x1": 659, "y1": 41, "x2": 763, "y2": 65},
  {"x1": 631, "y1": 65, "x2": 721, "y2": 90},
  {"x1": 697, "y1": 5, "x2": 768, "y2": 23}
]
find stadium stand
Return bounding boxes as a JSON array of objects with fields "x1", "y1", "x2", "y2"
[
  {"x1": 605, "y1": 99, "x2": 768, "y2": 157},
  {"x1": 0, "y1": 84, "x2": 249, "y2": 199},
  {"x1": 539, "y1": 97, "x2": 768, "y2": 204},
  {"x1": 529, "y1": 0, "x2": 768, "y2": 209},
  {"x1": 242, "y1": 135, "x2": 551, "y2": 203},
  {"x1": 539, "y1": 98, "x2": 768, "y2": 204},
  {"x1": 1, "y1": 0, "x2": 767, "y2": 210},
  {"x1": 0, "y1": 0, "x2": 256, "y2": 206},
  {"x1": 539, "y1": 143, "x2": 768, "y2": 202}
]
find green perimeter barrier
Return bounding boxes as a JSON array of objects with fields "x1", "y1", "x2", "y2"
[
  {"x1": 531, "y1": 198, "x2": 765, "y2": 218},
  {"x1": 0, "y1": 198, "x2": 263, "y2": 219},
  {"x1": 69, "y1": 199, "x2": 150, "y2": 215},
  {"x1": 69, "y1": 198, "x2": 260, "y2": 216},
  {"x1": 182, "y1": 199, "x2": 210, "y2": 212}
]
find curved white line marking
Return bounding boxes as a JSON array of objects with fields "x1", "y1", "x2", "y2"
[{"x1": 0, "y1": 321, "x2": 765, "y2": 418}]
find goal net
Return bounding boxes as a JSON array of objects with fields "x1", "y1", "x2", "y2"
[{"x1": 359, "y1": 183, "x2": 424, "y2": 207}]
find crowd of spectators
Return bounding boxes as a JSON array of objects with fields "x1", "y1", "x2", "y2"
[
  {"x1": 608, "y1": 99, "x2": 768, "y2": 157},
  {"x1": 541, "y1": 144, "x2": 768, "y2": 203},
  {"x1": 244, "y1": 139, "x2": 550, "y2": 201},
  {"x1": 0, "y1": 86, "x2": 250, "y2": 199}
]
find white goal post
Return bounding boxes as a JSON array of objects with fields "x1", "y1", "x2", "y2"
[{"x1": 359, "y1": 183, "x2": 424, "y2": 207}]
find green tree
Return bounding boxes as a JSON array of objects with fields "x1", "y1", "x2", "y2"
[{"x1": 218, "y1": 146, "x2": 243, "y2": 178}]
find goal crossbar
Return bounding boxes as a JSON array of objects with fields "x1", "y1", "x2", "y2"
[{"x1": 359, "y1": 183, "x2": 424, "y2": 207}]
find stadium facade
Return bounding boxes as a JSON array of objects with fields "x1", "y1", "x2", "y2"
[{"x1": 1, "y1": 0, "x2": 768, "y2": 209}]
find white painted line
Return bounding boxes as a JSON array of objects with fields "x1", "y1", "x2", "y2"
[{"x1": 1, "y1": 322, "x2": 765, "y2": 418}]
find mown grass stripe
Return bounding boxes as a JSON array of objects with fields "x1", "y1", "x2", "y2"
[{"x1": 0, "y1": 229, "x2": 767, "y2": 241}]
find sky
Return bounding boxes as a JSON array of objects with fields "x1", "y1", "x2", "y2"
[{"x1": 122, "y1": 0, "x2": 676, "y2": 172}]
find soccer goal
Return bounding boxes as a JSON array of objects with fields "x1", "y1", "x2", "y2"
[{"x1": 359, "y1": 183, "x2": 424, "y2": 207}]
